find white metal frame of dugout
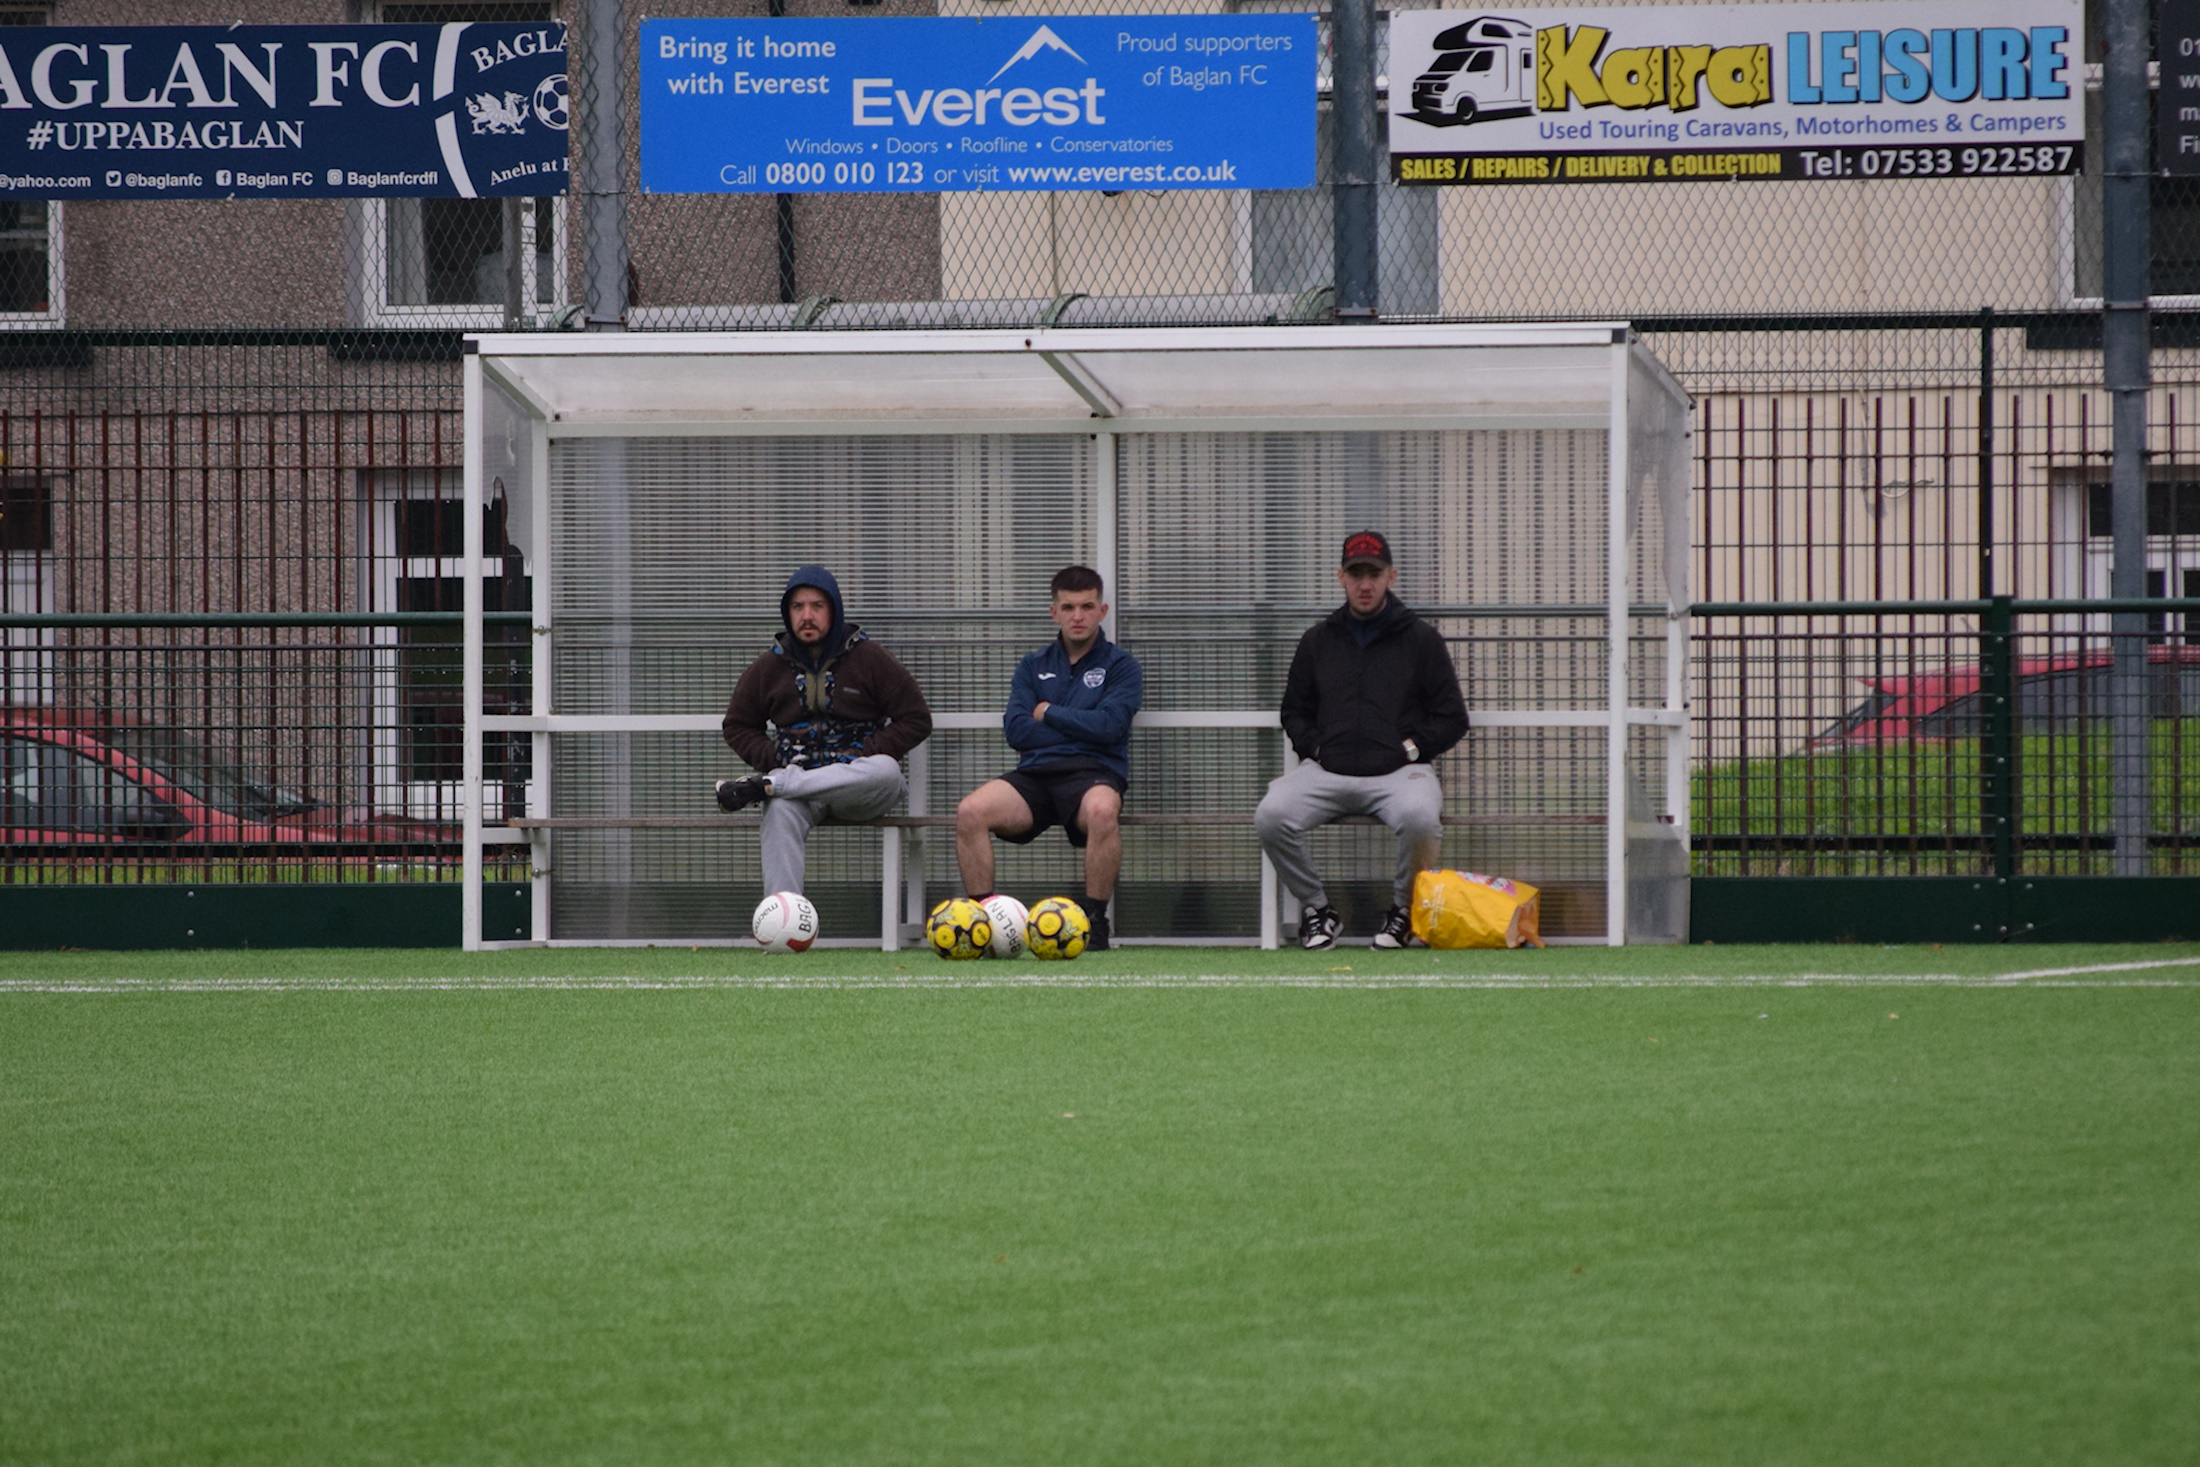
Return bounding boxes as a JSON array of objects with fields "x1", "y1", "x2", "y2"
[{"x1": 460, "y1": 323, "x2": 1693, "y2": 951}]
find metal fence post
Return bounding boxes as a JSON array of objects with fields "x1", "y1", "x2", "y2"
[
  {"x1": 503, "y1": 197, "x2": 527, "y2": 329},
  {"x1": 1976, "y1": 306, "x2": 1995, "y2": 597},
  {"x1": 1331, "y1": 0, "x2": 1378, "y2": 319},
  {"x1": 1980, "y1": 595, "x2": 2018, "y2": 888},
  {"x1": 581, "y1": 0, "x2": 629, "y2": 330},
  {"x1": 2104, "y1": 0, "x2": 2152, "y2": 874},
  {"x1": 770, "y1": 0, "x2": 797, "y2": 303}
]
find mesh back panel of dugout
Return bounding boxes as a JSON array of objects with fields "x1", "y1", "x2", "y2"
[
  {"x1": 1115, "y1": 428, "x2": 1618, "y2": 941},
  {"x1": 547, "y1": 434, "x2": 1094, "y2": 940},
  {"x1": 543, "y1": 425, "x2": 1650, "y2": 943}
]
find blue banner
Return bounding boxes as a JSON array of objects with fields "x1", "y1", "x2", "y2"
[
  {"x1": 639, "y1": 16, "x2": 1315, "y2": 194},
  {"x1": 0, "y1": 24, "x2": 566, "y2": 200}
]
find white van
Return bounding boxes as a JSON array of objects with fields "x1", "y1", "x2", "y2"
[{"x1": 1406, "y1": 16, "x2": 1535, "y2": 126}]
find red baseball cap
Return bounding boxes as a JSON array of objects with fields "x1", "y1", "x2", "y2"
[{"x1": 1340, "y1": 530, "x2": 1393, "y2": 570}]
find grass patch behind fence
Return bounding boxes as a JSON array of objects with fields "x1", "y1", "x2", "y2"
[
  {"x1": 3, "y1": 947, "x2": 2198, "y2": 1465},
  {"x1": 1694, "y1": 724, "x2": 2200, "y2": 874}
]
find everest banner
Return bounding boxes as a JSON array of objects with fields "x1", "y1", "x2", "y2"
[
  {"x1": 638, "y1": 16, "x2": 1317, "y2": 194},
  {"x1": 1389, "y1": 0, "x2": 2083, "y2": 185},
  {"x1": 0, "y1": 24, "x2": 567, "y2": 200}
]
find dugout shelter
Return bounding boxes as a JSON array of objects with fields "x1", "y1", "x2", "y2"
[{"x1": 460, "y1": 324, "x2": 1692, "y2": 950}]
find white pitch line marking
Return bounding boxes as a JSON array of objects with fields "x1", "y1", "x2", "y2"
[
  {"x1": 1989, "y1": 955, "x2": 2200, "y2": 981},
  {"x1": 3, "y1": 968, "x2": 2200, "y2": 993}
]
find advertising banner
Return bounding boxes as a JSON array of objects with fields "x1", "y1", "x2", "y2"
[
  {"x1": 0, "y1": 24, "x2": 566, "y2": 200},
  {"x1": 639, "y1": 16, "x2": 1316, "y2": 195},
  {"x1": 1388, "y1": 1, "x2": 2082, "y2": 186},
  {"x1": 2161, "y1": 0, "x2": 2200, "y2": 176}
]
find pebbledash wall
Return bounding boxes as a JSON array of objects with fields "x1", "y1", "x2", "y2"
[{"x1": 1, "y1": 0, "x2": 2195, "y2": 945}]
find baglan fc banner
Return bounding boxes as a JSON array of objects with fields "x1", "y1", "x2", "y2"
[
  {"x1": 0, "y1": 24, "x2": 566, "y2": 200},
  {"x1": 1389, "y1": 0, "x2": 2081, "y2": 186}
]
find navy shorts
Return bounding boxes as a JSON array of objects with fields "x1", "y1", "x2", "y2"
[{"x1": 998, "y1": 757, "x2": 1125, "y2": 849}]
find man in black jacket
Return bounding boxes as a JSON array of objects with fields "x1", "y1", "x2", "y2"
[{"x1": 1254, "y1": 531, "x2": 1470, "y2": 950}]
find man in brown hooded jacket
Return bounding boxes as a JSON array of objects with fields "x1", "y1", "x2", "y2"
[{"x1": 718, "y1": 565, "x2": 932, "y2": 897}]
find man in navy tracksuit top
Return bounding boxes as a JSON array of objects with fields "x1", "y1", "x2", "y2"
[{"x1": 955, "y1": 565, "x2": 1143, "y2": 949}]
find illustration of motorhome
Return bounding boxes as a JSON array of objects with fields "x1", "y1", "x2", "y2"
[{"x1": 1406, "y1": 16, "x2": 1534, "y2": 126}]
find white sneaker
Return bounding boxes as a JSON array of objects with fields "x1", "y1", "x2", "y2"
[
  {"x1": 1372, "y1": 905, "x2": 1414, "y2": 949},
  {"x1": 1299, "y1": 904, "x2": 1341, "y2": 951}
]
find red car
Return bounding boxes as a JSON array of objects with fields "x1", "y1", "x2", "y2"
[
  {"x1": 2, "y1": 707, "x2": 455, "y2": 849},
  {"x1": 1813, "y1": 645, "x2": 2200, "y2": 747}
]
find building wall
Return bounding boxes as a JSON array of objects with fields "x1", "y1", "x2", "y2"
[{"x1": 1439, "y1": 175, "x2": 2071, "y2": 318}]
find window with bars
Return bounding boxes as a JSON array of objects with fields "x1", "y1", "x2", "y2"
[
  {"x1": 2078, "y1": 479, "x2": 2200, "y2": 644},
  {"x1": 2067, "y1": 84, "x2": 2200, "y2": 302},
  {"x1": 1250, "y1": 103, "x2": 1440, "y2": 316},
  {"x1": 0, "y1": 475, "x2": 50, "y2": 556},
  {"x1": 359, "y1": 2, "x2": 568, "y2": 326},
  {"x1": 2069, "y1": 12, "x2": 2200, "y2": 303},
  {"x1": 0, "y1": 7, "x2": 57, "y2": 325},
  {"x1": 367, "y1": 475, "x2": 532, "y2": 816},
  {"x1": 0, "y1": 470, "x2": 49, "y2": 705},
  {"x1": 1248, "y1": 16, "x2": 1439, "y2": 316}
]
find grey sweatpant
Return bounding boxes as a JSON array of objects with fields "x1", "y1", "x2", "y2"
[
  {"x1": 759, "y1": 754, "x2": 906, "y2": 895},
  {"x1": 1253, "y1": 760, "x2": 1445, "y2": 910}
]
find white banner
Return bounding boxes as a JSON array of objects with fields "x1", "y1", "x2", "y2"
[{"x1": 1388, "y1": 1, "x2": 2083, "y2": 185}]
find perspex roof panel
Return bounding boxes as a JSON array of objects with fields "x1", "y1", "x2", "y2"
[{"x1": 472, "y1": 324, "x2": 1648, "y2": 432}]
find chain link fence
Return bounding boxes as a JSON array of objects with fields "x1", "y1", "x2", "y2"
[{"x1": 0, "y1": 2, "x2": 2176, "y2": 358}]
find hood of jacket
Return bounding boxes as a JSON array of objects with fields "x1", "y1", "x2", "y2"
[{"x1": 778, "y1": 565, "x2": 855, "y2": 668}]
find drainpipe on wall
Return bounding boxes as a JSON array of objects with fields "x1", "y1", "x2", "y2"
[
  {"x1": 772, "y1": 0, "x2": 797, "y2": 303},
  {"x1": 581, "y1": 0, "x2": 629, "y2": 329},
  {"x1": 1331, "y1": 0, "x2": 1378, "y2": 320}
]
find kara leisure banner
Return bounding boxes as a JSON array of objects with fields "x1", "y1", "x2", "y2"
[
  {"x1": 0, "y1": 24, "x2": 566, "y2": 200},
  {"x1": 1389, "y1": 0, "x2": 2082, "y2": 186}
]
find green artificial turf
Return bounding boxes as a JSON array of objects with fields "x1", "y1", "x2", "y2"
[
  {"x1": 3, "y1": 948, "x2": 2198, "y2": 1465},
  {"x1": 5, "y1": 939, "x2": 2200, "y2": 987}
]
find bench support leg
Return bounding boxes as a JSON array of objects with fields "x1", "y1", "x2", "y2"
[
  {"x1": 905, "y1": 835, "x2": 928, "y2": 938},
  {"x1": 1263, "y1": 742, "x2": 1297, "y2": 950},
  {"x1": 528, "y1": 829, "x2": 553, "y2": 945},
  {"x1": 1259, "y1": 851, "x2": 1280, "y2": 951},
  {"x1": 903, "y1": 742, "x2": 932, "y2": 942},
  {"x1": 881, "y1": 826, "x2": 902, "y2": 952}
]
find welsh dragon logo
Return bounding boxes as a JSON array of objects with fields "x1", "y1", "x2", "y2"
[{"x1": 466, "y1": 91, "x2": 530, "y2": 135}]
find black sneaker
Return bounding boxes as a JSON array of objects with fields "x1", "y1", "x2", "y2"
[
  {"x1": 1299, "y1": 904, "x2": 1341, "y2": 951},
  {"x1": 1078, "y1": 897, "x2": 1111, "y2": 951},
  {"x1": 714, "y1": 775, "x2": 768, "y2": 812},
  {"x1": 1373, "y1": 905, "x2": 1414, "y2": 950}
]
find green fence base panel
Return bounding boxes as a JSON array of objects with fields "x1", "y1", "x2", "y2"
[
  {"x1": 0, "y1": 884, "x2": 531, "y2": 950},
  {"x1": 9, "y1": 878, "x2": 2189, "y2": 950},
  {"x1": 1692, "y1": 877, "x2": 2200, "y2": 944}
]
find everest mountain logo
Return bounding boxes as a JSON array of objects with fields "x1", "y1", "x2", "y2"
[{"x1": 986, "y1": 25, "x2": 1086, "y2": 84}]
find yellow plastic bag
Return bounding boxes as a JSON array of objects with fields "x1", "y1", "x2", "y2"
[{"x1": 1410, "y1": 869, "x2": 1546, "y2": 950}]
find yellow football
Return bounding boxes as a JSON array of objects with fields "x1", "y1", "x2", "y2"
[
  {"x1": 1025, "y1": 895, "x2": 1090, "y2": 961},
  {"x1": 926, "y1": 897, "x2": 993, "y2": 961}
]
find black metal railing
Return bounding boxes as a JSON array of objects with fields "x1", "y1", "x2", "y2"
[
  {"x1": 0, "y1": 612, "x2": 529, "y2": 885},
  {"x1": 1693, "y1": 599, "x2": 2200, "y2": 878}
]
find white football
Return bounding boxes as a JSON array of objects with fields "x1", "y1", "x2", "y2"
[
  {"x1": 752, "y1": 891, "x2": 820, "y2": 953},
  {"x1": 980, "y1": 895, "x2": 1029, "y2": 959}
]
